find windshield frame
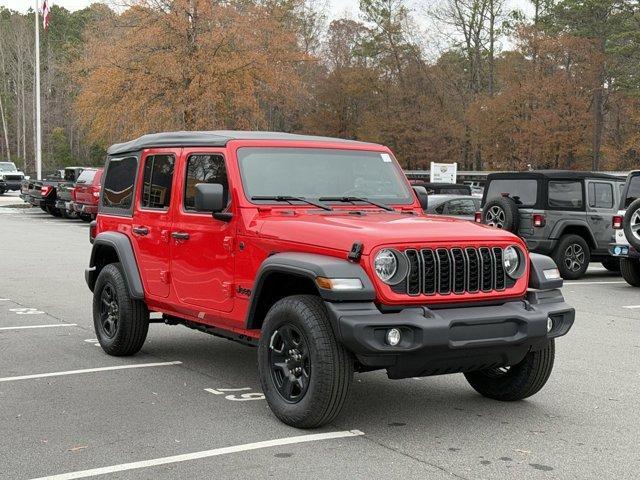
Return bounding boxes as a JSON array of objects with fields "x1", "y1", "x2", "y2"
[{"x1": 236, "y1": 145, "x2": 415, "y2": 208}]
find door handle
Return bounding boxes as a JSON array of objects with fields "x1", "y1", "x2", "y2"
[
  {"x1": 132, "y1": 226, "x2": 149, "y2": 236},
  {"x1": 590, "y1": 216, "x2": 602, "y2": 221},
  {"x1": 171, "y1": 232, "x2": 190, "y2": 240}
]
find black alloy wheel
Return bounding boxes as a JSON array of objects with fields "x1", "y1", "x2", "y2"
[
  {"x1": 268, "y1": 324, "x2": 311, "y2": 403},
  {"x1": 562, "y1": 243, "x2": 586, "y2": 273},
  {"x1": 99, "y1": 282, "x2": 119, "y2": 339}
]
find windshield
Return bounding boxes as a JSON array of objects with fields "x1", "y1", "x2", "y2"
[
  {"x1": 76, "y1": 169, "x2": 98, "y2": 184},
  {"x1": 238, "y1": 148, "x2": 413, "y2": 205},
  {"x1": 0, "y1": 162, "x2": 17, "y2": 172}
]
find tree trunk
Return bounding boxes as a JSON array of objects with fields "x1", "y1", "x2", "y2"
[{"x1": 0, "y1": 93, "x2": 11, "y2": 161}]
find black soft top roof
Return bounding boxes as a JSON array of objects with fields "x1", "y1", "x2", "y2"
[
  {"x1": 107, "y1": 131, "x2": 379, "y2": 156},
  {"x1": 487, "y1": 170, "x2": 624, "y2": 181}
]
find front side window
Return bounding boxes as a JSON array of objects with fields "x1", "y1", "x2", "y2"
[
  {"x1": 102, "y1": 156, "x2": 138, "y2": 211},
  {"x1": 141, "y1": 154, "x2": 175, "y2": 210},
  {"x1": 548, "y1": 181, "x2": 583, "y2": 209},
  {"x1": 447, "y1": 199, "x2": 477, "y2": 215},
  {"x1": 184, "y1": 154, "x2": 228, "y2": 210},
  {"x1": 238, "y1": 148, "x2": 412, "y2": 204},
  {"x1": 588, "y1": 182, "x2": 613, "y2": 209},
  {"x1": 485, "y1": 179, "x2": 538, "y2": 207}
]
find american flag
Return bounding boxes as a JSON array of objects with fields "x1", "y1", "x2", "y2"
[{"x1": 42, "y1": 0, "x2": 52, "y2": 29}]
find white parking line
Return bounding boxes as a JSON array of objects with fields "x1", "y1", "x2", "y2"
[
  {"x1": 564, "y1": 281, "x2": 626, "y2": 285},
  {"x1": 622, "y1": 305, "x2": 640, "y2": 309},
  {"x1": 29, "y1": 430, "x2": 364, "y2": 480},
  {"x1": 0, "y1": 361, "x2": 182, "y2": 383},
  {"x1": 0, "y1": 324, "x2": 77, "y2": 331}
]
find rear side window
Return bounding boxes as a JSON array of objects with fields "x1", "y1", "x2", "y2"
[
  {"x1": 64, "y1": 169, "x2": 79, "y2": 181},
  {"x1": 141, "y1": 155, "x2": 175, "y2": 210},
  {"x1": 76, "y1": 169, "x2": 97, "y2": 184},
  {"x1": 102, "y1": 156, "x2": 138, "y2": 212},
  {"x1": 184, "y1": 154, "x2": 228, "y2": 210},
  {"x1": 485, "y1": 179, "x2": 537, "y2": 206},
  {"x1": 588, "y1": 182, "x2": 613, "y2": 209},
  {"x1": 548, "y1": 181, "x2": 583, "y2": 209},
  {"x1": 624, "y1": 176, "x2": 640, "y2": 208}
]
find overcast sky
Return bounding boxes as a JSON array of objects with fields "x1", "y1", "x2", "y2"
[{"x1": 2, "y1": 0, "x2": 532, "y2": 19}]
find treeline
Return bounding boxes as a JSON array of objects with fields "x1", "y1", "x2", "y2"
[{"x1": 1, "y1": 0, "x2": 639, "y2": 174}]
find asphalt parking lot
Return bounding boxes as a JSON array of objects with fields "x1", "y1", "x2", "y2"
[{"x1": 1, "y1": 197, "x2": 639, "y2": 479}]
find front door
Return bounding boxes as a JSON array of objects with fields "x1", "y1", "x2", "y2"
[
  {"x1": 131, "y1": 149, "x2": 179, "y2": 298},
  {"x1": 586, "y1": 180, "x2": 616, "y2": 251},
  {"x1": 170, "y1": 150, "x2": 235, "y2": 314}
]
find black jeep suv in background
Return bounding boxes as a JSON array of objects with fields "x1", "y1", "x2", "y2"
[{"x1": 480, "y1": 171, "x2": 624, "y2": 279}]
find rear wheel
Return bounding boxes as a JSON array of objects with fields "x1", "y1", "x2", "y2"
[
  {"x1": 93, "y1": 263, "x2": 149, "y2": 356},
  {"x1": 620, "y1": 258, "x2": 640, "y2": 287},
  {"x1": 465, "y1": 340, "x2": 555, "y2": 401},
  {"x1": 258, "y1": 295, "x2": 353, "y2": 428},
  {"x1": 80, "y1": 213, "x2": 92, "y2": 222},
  {"x1": 45, "y1": 205, "x2": 62, "y2": 217},
  {"x1": 553, "y1": 234, "x2": 590, "y2": 280},
  {"x1": 0, "y1": 188, "x2": 5, "y2": 195}
]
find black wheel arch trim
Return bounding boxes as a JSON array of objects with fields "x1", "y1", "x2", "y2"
[
  {"x1": 245, "y1": 252, "x2": 376, "y2": 330},
  {"x1": 550, "y1": 220, "x2": 597, "y2": 248},
  {"x1": 85, "y1": 231, "x2": 144, "y2": 299}
]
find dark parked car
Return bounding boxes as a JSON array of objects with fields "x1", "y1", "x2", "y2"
[
  {"x1": 26, "y1": 167, "x2": 85, "y2": 217},
  {"x1": 426, "y1": 194, "x2": 481, "y2": 221},
  {"x1": 480, "y1": 171, "x2": 624, "y2": 279},
  {"x1": 409, "y1": 180, "x2": 471, "y2": 195}
]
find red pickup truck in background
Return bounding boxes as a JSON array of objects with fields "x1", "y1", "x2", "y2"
[{"x1": 73, "y1": 168, "x2": 103, "y2": 221}]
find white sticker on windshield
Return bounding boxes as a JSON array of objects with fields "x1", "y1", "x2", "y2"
[{"x1": 381, "y1": 153, "x2": 392, "y2": 162}]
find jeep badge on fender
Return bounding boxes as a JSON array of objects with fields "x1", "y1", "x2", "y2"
[{"x1": 85, "y1": 131, "x2": 575, "y2": 428}]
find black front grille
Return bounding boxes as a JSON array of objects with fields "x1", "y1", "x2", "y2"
[
  {"x1": 4, "y1": 175, "x2": 21, "y2": 181},
  {"x1": 392, "y1": 246, "x2": 512, "y2": 296}
]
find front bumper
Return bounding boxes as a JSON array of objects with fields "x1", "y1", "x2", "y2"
[
  {"x1": 325, "y1": 289, "x2": 574, "y2": 379},
  {"x1": 0, "y1": 182, "x2": 21, "y2": 191}
]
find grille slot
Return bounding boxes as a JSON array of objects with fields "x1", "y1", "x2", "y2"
[
  {"x1": 393, "y1": 246, "x2": 511, "y2": 296},
  {"x1": 405, "y1": 249, "x2": 421, "y2": 296}
]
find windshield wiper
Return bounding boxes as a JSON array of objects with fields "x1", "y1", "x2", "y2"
[
  {"x1": 251, "y1": 195, "x2": 333, "y2": 211},
  {"x1": 319, "y1": 196, "x2": 394, "y2": 211}
]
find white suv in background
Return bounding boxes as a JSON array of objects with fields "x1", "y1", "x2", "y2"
[
  {"x1": 611, "y1": 171, "x2": 640, "y2": 285},
  {"x1": 0, "y1": 162, "x2": 26, "y2": 195}
]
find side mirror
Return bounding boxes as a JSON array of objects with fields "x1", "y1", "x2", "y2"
[
  {"x1": 412, "y1": 186, "x2": 429, "y2": 210},
  {"x1": 195, "y1": 183, "x2": 231, "y2": 221}
]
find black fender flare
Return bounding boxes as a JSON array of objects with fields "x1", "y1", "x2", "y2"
[
  {"x1": 550, "y1": 219, "x2": 597, "y2": 247},
  {"x1": 528, "y1": 253, "x2": 563, "y2": 290},
  {"x1": 85, "y1": 232, "x2": 144, "y2": 299},
  {"x1": 245, "y1": 252, "x2": 375, "y2": 330}
]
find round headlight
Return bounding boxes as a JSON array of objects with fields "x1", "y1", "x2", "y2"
[
  {"x1": 374, "y1": 249, "x2": 398, "y2": 283},
  {"x1": 503, "y1": 246, "x2": 523, "y2": 278}
]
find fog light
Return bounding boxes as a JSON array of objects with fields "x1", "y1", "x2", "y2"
[
  {"x1": 386, "y1": 328, "x2": 401, "y2": 346},
  {"x1": 547, "y1": 317, "x2": 553, "y2": 333}
]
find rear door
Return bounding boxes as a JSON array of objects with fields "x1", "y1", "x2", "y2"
[
  {"x1": 130, "y1": 149, "x2": 179, "y2": 298},
  {"x1": 170, "y1": 149, "x2": 235, "y2": 315},
  {"x1": 586, "y1": 180, "x2": 616, "y2": 250},
  {"x1": 547, "y1": 179, "x2": 586, "y2": 238}
]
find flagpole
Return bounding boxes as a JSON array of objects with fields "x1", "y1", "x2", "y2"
[{"x1": 34, "y1": 0, "x2": 42, "y2": 180}]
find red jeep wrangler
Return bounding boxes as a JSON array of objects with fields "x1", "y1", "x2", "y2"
[{"x1": 86, "y1": 131, "x2": 575, "y2": 428}]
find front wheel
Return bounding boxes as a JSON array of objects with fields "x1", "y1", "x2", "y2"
[
  {"x1": 258, "y1": 295, "x2": 353, "y2": 428},
  {"x1": 93, "y1": 263, "x2": 149, "y2": 356},
  {"x1": 464, "y1": 340, "x2": 555, "y2": 401},
  {"x1": 553, "y1": 234, "x2": 590, "y2": 279}
]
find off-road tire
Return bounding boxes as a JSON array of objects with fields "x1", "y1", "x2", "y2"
[
  {"x1": 464, "y1": 340, "x2": 555, "y2": 401},
  {"x1": 93, "y1": 263, "x2": 149, "y2": 356},
  {"x1": 623, "y1": 198, "x2": 640, "y2": 250},
  {"x1": 601, "y1": 257, "x2": 620, "y2": 272},
  {"x1": 553, "y1": 234, "x2": 590, "y2": 280},
  {"x1": 0, "y1": 188, "x2": 5, "y2": 195},
  {"x1": 482, "y1": 196, "x2": 520, "y2": 233},
  {"x1": 620, "y1": 258, "x2": 640, "y2": 287},
  {"x1": 258, "y1": 295, "x2": 353, "y2": 428},
  {"x1": 45, "y1": 205, "x2": 62, "y2": 217}
]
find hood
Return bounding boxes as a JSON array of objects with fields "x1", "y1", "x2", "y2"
[{"x1": 257, "y1": 210, "x2": 522, "y2": 254}]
